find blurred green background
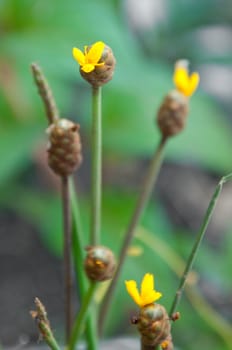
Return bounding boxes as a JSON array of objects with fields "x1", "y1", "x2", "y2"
[{"x1": 1, "y1": 0, "x2": 232, "y2": 349}]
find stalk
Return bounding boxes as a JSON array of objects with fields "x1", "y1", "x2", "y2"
[
  {"x1": 67, "y1": 282, "x2": 97, "y2": 350},
  {"x1": 61, "y1": 176, "x2": 72, "y2": 341},
  {"x1": 91, "y1": 86, "x2": 102, "y2": 245},
  {"x1": 70, "y1": 179, "x2": 98, "y2": 350},
  {"x1": 99, "y1": 137, "x2": 167, "y2": 334},
  {"x1": 169, "y1": 173, "x2": 232, "y2": 316}
]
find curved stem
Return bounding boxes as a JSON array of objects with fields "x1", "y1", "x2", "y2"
[
  {"x1": 169, "y1": 173, "x2": 232, "y2": 316},
  {"x1": 91, "y1": 86, "x2": 102, "y2": 245},
  {"x1": 98, "y1": 137, "x2": 167, "y2": 334},
  {"x1": 67, "y1": 282, "x2": 97, "y2": 350}
]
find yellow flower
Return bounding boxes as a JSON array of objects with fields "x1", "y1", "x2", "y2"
[
  {"x1": 125, "y1": 273, "x2": 162, "y2": 307},
  {"x1": 72, "y1": 41, "x2": 105, "y2": 73},
  {"x1": 173, "y1": 59, "x2": 199, "y2": 97}
]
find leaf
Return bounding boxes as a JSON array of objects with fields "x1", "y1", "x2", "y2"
[{"x1": 0, "y1": 122, "x2": 43, "y2": 183}]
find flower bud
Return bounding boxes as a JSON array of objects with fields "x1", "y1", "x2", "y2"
[
  {"x1": 138, "y1": 303, "x2": 172, "y2": 348},
  {"x1": 47, "y1": 118, "x2": 82, "y2": 176},
  {"x1": 84, "y1": 245, "x2": 116, "y2": 282},
  {"x1": 80, "y1": 44, "x2": 116, "y2": 87},
  {"x1": 157, "y1": 90, "x2": 189, "y2": 138}
]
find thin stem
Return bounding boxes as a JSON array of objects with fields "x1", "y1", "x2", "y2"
[
  {"x1": 30, "y1": 63, "x2": 59, "y2": 124},
  {"x1": 39, "y1": 324, "x2": 61, "y2": 350},
  {"x1": 67, "y1": 282, "x2": 97, "y2": 350},
  {"x1": 169, "y1": 173, "x2": 232, "y2": 316},
  {"x1": 91, "y1": 86, "x2": 102, "y2": 245},
  {"x1": 61, "y1": 176, "x2": 72, "y2": 342},
  {"x1": 99, "y1": 137, "x2": 167, "y2": 334},
  {"x1": 70, "y1": 179, "x2": 98, "y2": 350}
]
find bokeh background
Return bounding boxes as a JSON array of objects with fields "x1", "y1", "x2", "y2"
[{"x1": 1, "y1": 0, "x2": 232, "y2": 349}]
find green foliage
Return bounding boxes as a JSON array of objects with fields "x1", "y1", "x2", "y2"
[{"x1": 0, "y1": 0, "x2": 232, "y2": 183}]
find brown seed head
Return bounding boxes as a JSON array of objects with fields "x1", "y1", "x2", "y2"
[
  {"x1": 80, "y1": 45, "x2": 116, "y2": 87},
  {"x1": 138, "y1": 303, "x2": 172, "y2": 347},
  {"x1": 84, "y1": 245, "x2": 116, "y2": 281},
  {"x1": 47, "y1": 118, "x2": 82, "y2": 176},
  {"x1": 157, "y1": 90, "x2": 189, "y2": 138}
]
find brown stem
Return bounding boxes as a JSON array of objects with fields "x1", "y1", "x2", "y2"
[
  {"x1": 61, "y1": 176, "x2": 72, "y2": 341},
  {"x1": 98, "y1": 136, "x2": 167, "y2": 334},
  {"x1": 30, "y1": 63, "x2": 59, "y2": 124}
]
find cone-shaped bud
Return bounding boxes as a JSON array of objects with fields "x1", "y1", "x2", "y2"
[
  {"x1": 80, "y1": 44, "x2": 116, "y2": 87},
  {"x1": 84, "y1": 245, "x2": 116, "y2": 281},
  {"x1": 157, "y1": 90, "x2": 189, "y2": 138},
  {"x1": 47, "y1": 118, "x2": 82, "y2": 176},
  {"x1": 138, "y1": 303, "x2": 172, "y2": 348}
]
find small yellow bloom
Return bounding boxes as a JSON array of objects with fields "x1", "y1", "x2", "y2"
[
  {"x1": 173, "y1": 59, "x2": 199, "y2": 97},
  {"x1": 125, "y1": 273, "x2": 162, "y2": 307},
  {"x1": 72, "y1": 41, "x2": 105, "y2": 73}
]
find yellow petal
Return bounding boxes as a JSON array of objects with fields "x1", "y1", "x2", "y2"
[
  {"x1": 81, "y1": 64, "x2": 95, "y2": 73},
  {"x1": 140, "y1": 273, "x2": 162, "y2": 306},
  {"x1": 173, "y1": 67, "x2": 189, "y2": 95},
  {"x1": 125, "y1": 280, "x2": 141, "y2": 306},
  {"x1": 141, "y1": 273, "x2": 154, "y2": 298},
  {"x1": 186, "y1": 72, "x2": 200, "y2": 96},
  {"x1": 141, "y1": 291, "x2": 162, "y2": 307},
  {"x1": 72, "y1": 47, "x2": 86, "y2": 66},
  {"x1": 87, "y1": 41, "x2": 105, "y2": 64}
]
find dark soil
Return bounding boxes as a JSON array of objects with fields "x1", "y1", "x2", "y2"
[{"x1": 0, "y1": 210, "x2": 64, "y2": 347}]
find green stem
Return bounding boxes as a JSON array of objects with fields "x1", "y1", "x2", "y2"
[
  {"x1": 40, "y1": 324, "x2": 61, "y2": 350},
  {"x1": 141, "y1": 342, "x2": 161, "y2": 350},
  {"x1": 61, "y1": 176, "x2": 72, "y2": 341},
  {"x1": 98, "y1": 137, "x2": 167, "y2": 334},
  {"x1": 70, "y1": 179, "x2": 98, "y2": 350},
  {"x1": 67, "y1": 282, "x2": 97, "y2": 350},
  {"x1": 169, "y1": 173, "x2": 232, "y2": 316},
  {"x1": 91, "y1": 86, "x2": 102, "y2": 245}
]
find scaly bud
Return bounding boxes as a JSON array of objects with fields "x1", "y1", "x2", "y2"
[
  {"x1": 138, "y1": 303, "x2": 173, "y2": 348},
  {"x1": 157, "y1": 60, "x2": 199, "y2": 139},
  {"x1": 84, "y1": 245, "x2": 116, "y2": 281},
  {"x1": 47, "y1": 118, "x2": 82, "y2": 176},
  {"x1": 157, "y1": 90, "x2": 189, "y2": 138}
]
